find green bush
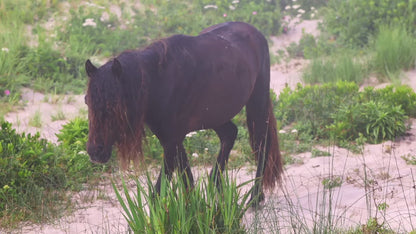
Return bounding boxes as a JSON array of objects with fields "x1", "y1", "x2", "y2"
[
  {"x1": 56, "y1": 118, "x2": 116, "y2": 188},
  {"x1": 330, "y1": 101, "x2": 407, "y2": 143},
  {"x1": 323, "y1": 0, "x2": 416, "y2": 47},
  {"x1": 0, "y1": 118, "x2": 117, "y2": 226},
  {"x1": 276, "y1": 82, "x2": 359, "y2": 136},
  {"x1": 0, "y1": 122, "x2": 66, "y2": 225},
  {"x1": 276, "y1": 82, "x2": 414, "y2": 143}
]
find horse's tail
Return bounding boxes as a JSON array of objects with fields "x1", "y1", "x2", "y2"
[
  {"x1": 262, "y1": 100, "x2": 283, "y2": 190},
  {"x1": 246, "y1": 74, "x2": 283, "y2": 192}
]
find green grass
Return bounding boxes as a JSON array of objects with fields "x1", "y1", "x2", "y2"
[
  {"x1": 373, "y1": 25, "x2": 416, "y2": 80},
  {"x1": 28, "y1": 110, "x2": 42, "y2": 128},
  {"x1": 114, "y1": 170, "x2": 251, "y2": 233},
  {"x1": 302, "y1": 52, "x2": 367, "y2": 84},
  {"x1": 51, "y1": 110, "x2": 66, "y2": 121}
]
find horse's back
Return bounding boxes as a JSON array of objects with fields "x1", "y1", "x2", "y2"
[{"x1": 146, "y1": 22, "x2": 270, "y2": 137}]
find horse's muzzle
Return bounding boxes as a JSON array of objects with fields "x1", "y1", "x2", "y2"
[{"x1": 87, "y1": 143, "x2": 112, "y2": 163}]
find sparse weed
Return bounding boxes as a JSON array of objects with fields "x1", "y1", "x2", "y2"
[
  {"x1": 51, "y1": 110, "x2": 66, "y2": 121},
  {"x1": 28, "y1": 110, "x2": 42, "y2": 128}
]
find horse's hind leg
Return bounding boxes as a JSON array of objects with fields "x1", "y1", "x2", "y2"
[
  {"x1": 210, "y1": 121, "x2": 238, "y2": 185},
  {"x1": 246, "y1": 79, "x2": 271, "y2": 205}
]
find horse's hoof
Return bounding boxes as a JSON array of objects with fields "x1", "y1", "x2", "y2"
[{"x1": 248, "y1": 192, "x2": 265, "y2": 208}]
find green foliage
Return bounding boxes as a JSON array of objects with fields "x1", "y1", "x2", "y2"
[
  {"x1": 346, "y1": 217, "x2": 395, "y2": 234},
  {"x1": 361, "y1": 85, "x2": 416, "y2": 118},
  {"x1": 323, "y1": 0, "x2": 416, "y2": 47},
  {"x1": 276, "y1": 82, "x2": 414, "y2": 144},
  {"x1": 1, "y1": 0, "x2": 283, "y2": 96},
  {"x1": 276, "y1": 82, "x2": 359, "y2": 137},
  {"x1": 56, "y1": 118, "x2": 116, "y2": 188},
  {"x1": 0, "y1": 118, "x2": 118, "y2": 226},
  {"x1": 0, "y1": 121, "x2": 67, "y2": 226},
  {"x1": 311, "y1": 148, "x2": 331, "y2": 158},
  {"x1": 322, "y1": 176, "x2": 342, "y2": 189},
  {"x1": 401, "y1": 154, "x2": 416, "y2": 165},
  {"x1": 143, "y1": 0, "x2": 282, "y2": 36},
  {"x1": 372, "y1": 25, "x2": 416, "y2": 79},
  {"x1": 114, "y1": 170, "x2": 250, "y2": 233},
  {"x1": 331, "y1": 101, "x2": 407, "y2": 143},
  {"x1": 303, "y1": 52, "x2": 367, "y2": 84}
]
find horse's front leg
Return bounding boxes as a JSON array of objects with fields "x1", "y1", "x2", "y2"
[
  {"x1": 154, "y1": 142, "x2": 194, "y2": 193},
  {"x1": 176, "y1": 143, "x2": 194, "y2": 189}
]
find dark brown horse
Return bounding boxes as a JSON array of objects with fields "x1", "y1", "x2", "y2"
[{"x1": 85, "y1": 22, "x2": 283, "y2": 204}]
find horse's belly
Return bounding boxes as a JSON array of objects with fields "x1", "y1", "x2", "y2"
[{"x1": 187, "y1": 74, "x2": 254, "y2": 130}]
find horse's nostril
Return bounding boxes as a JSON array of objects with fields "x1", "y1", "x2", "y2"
[{"x1": 97, "y1": 145, "x2": 104, "y2": 152}]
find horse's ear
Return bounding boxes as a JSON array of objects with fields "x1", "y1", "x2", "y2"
[
  {"x1": 85, "y1": 59, "x2": 97, "y2": 77},
  {"x1": 112, "y1": 58, "x2": 122, "y2": 78}
]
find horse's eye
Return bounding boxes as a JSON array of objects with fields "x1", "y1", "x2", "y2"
[{"x1": 84, "y1": 95, "x2": 87, "y2": 105}]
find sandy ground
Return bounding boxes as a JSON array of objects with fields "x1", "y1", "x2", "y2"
[{"x1": 4, "y1": 19, "x2": 416, "y2": 233}]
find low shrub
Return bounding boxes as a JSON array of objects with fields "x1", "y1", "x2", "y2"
[
  {"x1": 323, "y1": 0, "x2": 416, "y2": 47},
  {"x1": 276, "y1": 82, "x2": 414, "y2": 144},
  {"x1": 0, "y1": 122, "x2": 66, "y2": 226},
  {"x1": 56, "y1": 118, "x2": 117, "y2": 188}
]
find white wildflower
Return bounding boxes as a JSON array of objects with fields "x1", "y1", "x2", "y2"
[
  {"x1": 100, "y1": 12, "x2": 109, "y2": 22},
  {"x1": 285, "y1": 5, "x2": 291, "y2": 10},
  {"x1": 311, "y1": 13, "x2": 315, "y2": 18},
  {"x1": 229, "y1": 5, "x2": 236, "y2": 10},
  {"x1": 204, "y1": 148, "x2": 209, "y2": 151},
  {"x1": 279, "y1": 130, "x2": 286, "y2": 134},
  {"x1": 204, "y1": 5, "x2": 218, "y2": 9},
  {"x1": 186, "y1": 131, "x2": 197, "y2": 137},
  {"x1": 291, "y1": 129, "x2": 298, "y2": 134},
  {"x1": 232, "y1": 0, "x2": 239, "y2": 4},
  {"x1": 292, "y1": 5, "x2": 300, "y2": 9},
  {"x1": 1, "y1": 48, "x2": 9, "y2": 53},
  {"x1": 298, "y1": 9, "x2": 305, "y2": 14},
  {"x1": 82, "y1": 18, "x2": 97, "y2": 27},
  {"x1": 192, "y1": 153, "x2": 199, "y2": 158}
]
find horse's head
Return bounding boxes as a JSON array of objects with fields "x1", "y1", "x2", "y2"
[{"x1": 84, "y1": 59, "x2": 126, "y2": 163}]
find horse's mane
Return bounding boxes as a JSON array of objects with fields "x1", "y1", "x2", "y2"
[{"x1": 114, "y1": 35, "x2": 194, "y2": 168}]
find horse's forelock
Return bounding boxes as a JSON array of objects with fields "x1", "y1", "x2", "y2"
[{"x1": 86, "y1": 61, "x2": 148, "y2": 168}]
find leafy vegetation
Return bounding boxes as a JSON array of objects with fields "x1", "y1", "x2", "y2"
[
  {"x1": 114, "y1": 171, "x2": 251, "y2": 233},
  {"x1": 0, "y1": 122, "x2": 66, "y2": 226},
  {"x1": 276, "y1": 82, "x2": 415, "y2": 144},
  {"x1": 0, "y1": 0, "x2": 283, "y2": 94},
  {"x1": 373, "y1": 24, "x2": 416, "y2": 79},
  {"x1": 0, "y1": 119, "x2": 116, "y2": 226},
  {"x1": 1, "y1": 0, "x2": 416, "y2": 232},
  {"x1": 322, "y1": 0, "x2": 416, "y2": 47}
]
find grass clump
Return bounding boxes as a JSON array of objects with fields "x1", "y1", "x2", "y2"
[
  {"x1": 28, "y1": 110, "x2": 42, "y2": 128},
  {"x1": 114, "y1": 171, "x2": 250, "y2": 233},
  {"x1": 372, "y1": 25, "x2": 416, "y2": 79},
  {"x1": 302, "y1": 53, "x2": 367, "y2": 84}
]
